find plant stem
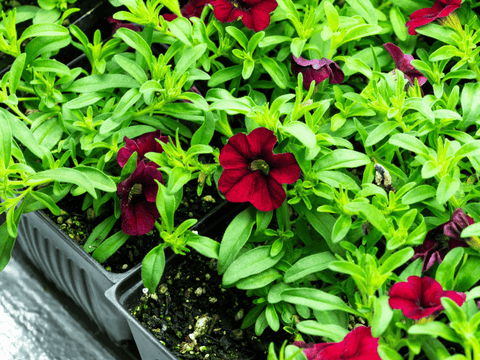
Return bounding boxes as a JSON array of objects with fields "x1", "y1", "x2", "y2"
[
  {"x1": 7, "y1": 104, "x2": 32, "y2": 124},
  {"x1": 17, "y1": 97, "x2": 40, "y2": 102}
]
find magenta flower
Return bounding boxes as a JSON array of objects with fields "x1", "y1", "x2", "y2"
[
  {"x1": 413, "y1": 208, "x2": 473, "y2": 272},
  {"x1": 209, "y1": 0, "x2": 278, "y2": 32},
  {"x1": 294, "y1": 326, "x2": 381, "y2": 360},
  {"x1": 389, "y1": 276, "x2": 466, "y2": 321},
  {"x1": 384, "y1": 43, "x2": 427, "y2": 87},
  {"x1": 291, "y1": 55, "x2": 344, "y2": 90},
  {"x1": 406, "y1": 0, "x2": 462, "y2": 35},
  {"x1": 108, "y1": 17, "x2": 141, "y2": 34},
  {"x1": 117, "y1": 130, "x2": 169, "y2": 168},
  {"x1": 218, "y1": 127, "x2": 301, "y2": 212},
  {"x1": 117, "y1": 162, "x2": 163, "y2": 236},
  {"x1": 162, "y1": 0, "x2": 211, "y2": 21}
]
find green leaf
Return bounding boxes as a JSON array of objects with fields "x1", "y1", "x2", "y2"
[
  {"x1": 0, "y1": 111, "x2": 12, "y2": 168},
  {"x1": 389, "y1": 6, "x2": 408, "y2": 41},
  {"x1": 65, "y1": 93, "x2": 104, "y2": 109},
  {"x1": 441, "y1": 297, "x2": 466, "y2": 323},
  {"x1": 344, "y1": 202, "x2": 389, "y2": 234},
  {"x1": 0, "y1": 221, "x2": 15, "y2": 272},
  {"x1": 408, "y1": 322, "x2": 461, "y2": 343},
  {"x1": 255, "y1": 209, "x2": 273, "y2": 235},
  {"x1": 30, "y1": 191, "x2": 61, "y2": 216},
  {"x1": 156, "y1": 182, "x2": 180, "y2": 234},
  {"x1": 345, "y1": 0, "x2": 377, "y2": 24},
  {"x1": 372, "y1": 296, "x2": 394, "y2": 337},
  {"x1": 316, "y1": 171, "x2": 360, "y2": 191},
  {"x1": 112, "y1": 88, "x2": 142, "y2": 118},
  {"x1": 113, "y1": 54, "x2": 148, "y2": 85},
  {"x1": 167, "y1": 167, "x2": 192, "y2": 194},
  {"x1": 313, "y1": 150, "x2": 371, "y2": 171},
  {"x1": 456, "y1": 257, "x2": 480, "y2": 292},
  {"x1": 218, "y1": 208, "x2": 256, "y2": 274},
  {"x1": 9, "y1": 53, "x2": 26, "y2": 95},
  {"x1": 436, "y1": 247, "x2": 464, "y2": 290},
  {"x1": 236, "y1": 268, "x2": 282, "y2": 290},
  {"x1": 324, "y1": 1, "x2": 339, "y2": 32},
  {"x1": 284, "y1": 252, "x2": 337, "y2": 283},
  {"x1": 281, "y1": 288, "x2": 359, "y2": 315},
  {"x1": 223, "y1": 246, "x2": 284, "y2": 286},
  {"x1": 377, "y1": 346, "x2": 403, "y2": 360},
  {"x1": 74, "y1": 165, "x2": 117, "y2": 193},
  {"x1": 416, "y1": 23, "x2": 457, "y2": 46},
  {"x1": 436, "y1": 174, "x2": 459, "y2": 205},
  {"x1": 175, "y1": 44, "x2": 207, "y2": 78},
  {"x1": 191, "y1": 112, "x2": 215, "y2": 146},
  {"x1": 83, "y1": 215, "x2": 118, "y2": 253},
  {"x1": 19, "y1": 23, "x2": 69, "y2": 42},
  {"x1": 226, "y1": 26, "x2": 248, "y2": 49},
  {"x1": 402, "y1": 185, "x2": 436, "y2": 204},
  {"x1": 27, "y1": 168, "x2": 97, "y2": 198},
  {"x1": 260, "y1": 57, "x2": 287, "y2": 89},
  {"x1": 92, "y1": 230, "x2": 130, "y2": 263},
  {"x1": 115, "y1": 27, "x2": 153, "y2": 65},
  {"x1": 187, "y1": 236, "x2": 219, "y2": 259},
  {"x1": 281, "y1": 121, "x2": 317, "y2": 148},
  {"x1": 141, "y1": 244, "x2": 166, "y2": 294},
  {"x1": 296, "y1": 321, "x2": 348, "y2": 342},
  {"x1": 331, "y1": 214, "x2": 352, "y2": 243},
  {"x1": 454, "y1": 141, "x2": 480, "y2": 159},
  {"x1": 460, "y1": 83, "x2": 480, "y2": 129},
  {"x1": 379, "y1": 247, "x2": 414, "y2": 275},
  {"x1": 66, "y1": 74, "x2": 139, "y2": 93},
  {"x1": 422, "y1": 161, "x2": 441, "y2": 179},
  {"x1": 265, "y1": 304, "x2": 280, "y2": 332},
  {"x1": 207, "y1": 65, "x2": 242, "y2": 87},
  {"x1": 364, "y1": 121, "x2": 398, "y2": 147},
  {"x1": 389, "y1": 133, "x2": 429, "y2": 156}
]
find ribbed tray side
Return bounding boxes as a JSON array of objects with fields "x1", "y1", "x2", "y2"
[{"x1": 16, "y1": 211, "x2": 133, "y2": 342}]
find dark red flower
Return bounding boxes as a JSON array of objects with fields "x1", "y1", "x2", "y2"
[
  {"x1": 117, "y1": 130, "x2": 169, "y2": 168},
  {"x1": 163, "y1": 0, "x2": 211, "y2": 21},
  {"x1": 294, "y1": 327, "x2": 381, "y2": 360},
  {"x1": 406, "y1": 0, "x2": 462, "y2": 35},
  {"x1": 117, "y1": 161, "x2": 163, "y2": 236},
  {"x1": 291, "y1": 55, "x2": 344, "y2": 90},
  {"x1": 389, "y1": 276, "x2": 466, "y2": 321},
  {"x1": 412, "y1": 208, "x2": 472, "y2": 272},
  {"x1": 210, "y1": 0, "x2": 277, "y2": 32},
  {"x1": 108, "y1": 17, "x2": 141, "y2": 34},
  {"x1": 218, "y1": 127, "x2": 301, "y2": 212},
  {"x1": 384, "y1": 43, "x2": 427, "y2": 87}
]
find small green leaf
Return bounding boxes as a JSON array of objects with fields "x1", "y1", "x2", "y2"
[{"x1": 141, "y1": 244, "x2": 166, "y2": 294}]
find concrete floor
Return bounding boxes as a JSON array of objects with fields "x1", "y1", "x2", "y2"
[{"x1": 0, "y1": 245, "x2": 140, "y2": 360}]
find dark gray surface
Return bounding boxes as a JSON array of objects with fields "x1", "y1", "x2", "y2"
[{"x1": 0, "y1": 249, "x2": 139, "y2": 360}]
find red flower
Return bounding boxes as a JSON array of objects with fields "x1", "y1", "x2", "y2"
[
  {"x1": 210, "y1": 0, "x2": 278, "y2": 32},
  {"x1": 406, "y1": 0, "x2": 462, "y2": 36},
  {"x1": 163, "y1": 0, "x2": 211, "y2": 21},
  {"x1": 117, "y1": 162, "x2": 163, "y2": 236},
  {"x1": 117, "y1": 130, "x2": 169, "y2": 168},
  {"x1": 384, "y1": 43, "x2": 427, "y2": 87},
  {"x1": 389, "y1": 276, "x2": 466, "y2": 321},
  {"x1": 294, "y1": 327, "x2": 381, "y2": 360},
  {"x1": 108, "y1": 17, "x2": 141, "y2": 34},
  {"x1": 291, "y1": 55, "x2": 344, "y2": 90},
  {"x1": 412, "y1": 208, "x2": 472, "y2": 272},
  {"x1": 218, "y1": 127, "x2": 301, "y2": 212}
]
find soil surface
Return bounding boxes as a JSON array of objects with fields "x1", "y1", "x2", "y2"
[
  {"x1": 45, "y1": 182, "x2": 223, "y2": 273},
  {"x1": 131, "y1": 252, "x2": 292, "y2": 360}
]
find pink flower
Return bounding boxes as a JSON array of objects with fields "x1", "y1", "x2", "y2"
[
  {"x1": 384, "y1": 43, "x2": 427, "y2": 87},
  {"x1": 291, "y1": 55, "x2": 344, "y2": 90},
  {"x1": 294, "y1": 327, "x2": 381, "y2": 360},
  {"x1": 163, "y1": 0, "x2": 211, "y2": 21},
  {"x1": 412, "y1": 208, "x2": 472, "y2": 272},
  {"x1": 406, "y1": 0, "x2": 462, "y2": 36},
  {"x1": 117, "y1": 130, "x2": 169, "y2": 168},
  {"x1": 389, "y1": 276, "x2": 466, "y2": 321},
  {"x1": 108, "y1": 17, "x2": 140, "y2": 34},
  {"x1": 210, "y1": 0, "x2": 278, "y2": 32},
  {"x1": 218, "y1": 127, "x2": 301, "y2": 212},
  {"x1": 117, "y1": 162, "x2": 163, "y2": 236}
]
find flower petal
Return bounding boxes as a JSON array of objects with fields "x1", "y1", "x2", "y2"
[
  {"x1": 218, "y1": 168, "x2": 254, "y2": 202},
  {"x1": 121, "y1": 200, "x2": 159, "y2": 236},
  {"x1": 249, "y1": 173, "x2": 286, "y2": 211},
  {"x1": 247, "y1": 127, "x2": 277, "y2": 158}
]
